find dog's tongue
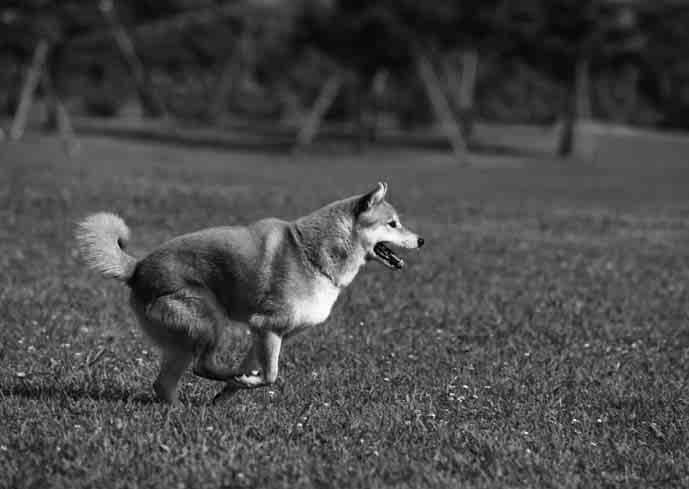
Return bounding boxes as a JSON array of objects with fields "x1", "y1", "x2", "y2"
[{"x1": 374, "y1": 243, "x2": 404, "y2": 269}]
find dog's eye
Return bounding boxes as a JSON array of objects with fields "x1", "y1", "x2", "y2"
[{"x1": 388, "y1": 220, "x2": 398, "y2": 228}]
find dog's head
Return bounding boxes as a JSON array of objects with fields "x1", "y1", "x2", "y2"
[{"x1": 353, "y1": 182, "x2": 424, "y2": 269}]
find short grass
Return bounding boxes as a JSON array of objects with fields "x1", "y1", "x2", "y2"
[{"x1": 2, "y1": 135, "x2": 689, "y2": 488}]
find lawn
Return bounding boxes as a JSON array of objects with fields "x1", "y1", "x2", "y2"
[{"x1": 1, "y1": 134, "x2": 689, "y2": 488}]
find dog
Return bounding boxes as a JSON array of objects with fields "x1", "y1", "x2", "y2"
[{"x1": 76, "y1": 182, "x2": 423, "y2": 403}]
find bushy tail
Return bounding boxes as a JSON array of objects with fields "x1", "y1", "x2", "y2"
[{"x1": 75, "y1": 213, "x2": 137, "y2": 281}]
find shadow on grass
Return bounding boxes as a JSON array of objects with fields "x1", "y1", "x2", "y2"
[
  {"x1": 2, "y1": 378, "x2": 231, "y2": 406},
  {"x1": 0, "y1": 380, "x2": 161, "y2": 405}
]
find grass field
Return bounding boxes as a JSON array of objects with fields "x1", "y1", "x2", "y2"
[{"x1": 2, "y1": 134, "x2": 689, "y2": 488}]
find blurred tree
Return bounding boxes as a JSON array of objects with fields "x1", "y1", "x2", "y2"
[
  {"x1": 4, "y1": 0, "x2": 689, "y2": 147},
  {"x1": 501, "y1": 0, "x2": 645, "y2": 155},
  {"x1": 99, "y1": 0, "x2": 166, "y2": 117},
  {"x1": 2, "y1": 0, "x2": 83, "y2": 152},
  {"x1": 295, "y1": 0, "x2": 506, "y2": 162},
  {"x1": 636, "y1": 2, "x2": 689, "y2": 129}
]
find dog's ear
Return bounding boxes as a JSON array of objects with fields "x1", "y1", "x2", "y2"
[{"x1": 355, "y1": 182, "x2": 387, "y2": 215}]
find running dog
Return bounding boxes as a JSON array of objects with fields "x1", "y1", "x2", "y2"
[{"x1": 76, "y1": 182, "x2": 423, "y2": 403}]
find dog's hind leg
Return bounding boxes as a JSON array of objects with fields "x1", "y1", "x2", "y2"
[
  {"x1": 192, "y1": 340, "x2": 242, "y2": 381},
  {"x1": 132, "y1": 289, "x2": 239, "y2": 393},
  {"x1": 212, "y1": 330, "x2": 282, "y2": 403},
  {"x1": 154, "y1": 348, "x2": 193, "y2": 403}
]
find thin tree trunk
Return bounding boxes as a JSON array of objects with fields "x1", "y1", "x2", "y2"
[
  {"x1": 295, "y1": 73, "x2": 342, "y2": 148},
  {"x1": 620, "y1": 64, "x2": 639, "y2": 122},
  {"x1": 43, "y1": 72, "x2": 79, "y2": 156},
  {"x1": 416, "y1": 54, "x2": 469, "y2": 165},
  {"x1": 558, "y1": 83, "x2": 576, "y2": 157},
  {"x1": 443, "y1": 49, "x2": 478, "y2": 140},
  {"x1": 209, "y1": 54, "x2": 240, "y2": 121},
  {"x1": 99, "y1": 0, "x2": 165, "y2": 118},
  {"x1": 208, "y1": 30, "x2": 251, "y2": 121},
  {"x1": 369, "y1": 69, "x2": 389, "y2": 141},
  {"x1": 575, "y1": 55, "x2": 592, "y2": 120},
  {"x1": 558, "y1": 55, "x2": 590, "y2": 157},
  {"x1": 10, "y1": 40, "x2": 50, "y2": 140}
]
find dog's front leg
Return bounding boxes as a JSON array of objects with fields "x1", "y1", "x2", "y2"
[{"x1": 212, "y1": 330, "x2": 282, "y2": 403}]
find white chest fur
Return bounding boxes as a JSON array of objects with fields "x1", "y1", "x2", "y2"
[{"x1": 291, "y1": 276, "x2": 340, "y2": 326}]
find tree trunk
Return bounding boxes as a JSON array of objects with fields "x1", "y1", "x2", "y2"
[
  {"x1": 295, "y1": 74, "x2": 342, "y2": 148},
  {"x1": 575, "y1": 55, "x2": 592, "y2": 120},
  {"x1": 208, "y1": 30, "x2": 251, "y2": 121},
  {"x1": 369, "y1": 69, "x2": 389, "y2": 142},
  {"x1": 416, "y1": 54, "x2": 469, "y2": 165},
  {"x1": 10, "y1": 40, "x2": 50, "y2": 140},
  {"x1": 99, "y1": 0, "x2": 165, "y2": 118},
  {"x1": 41, "y1": 66, "x2": 79, "y2": 156},
  {"x1": 558, "y1": 83, "x2": 576, "y2": 157},
  {"x1": 443, "y1": 48, "x2": 479, "y2": 139},
  {"x1": 558, "y1": 55, "x2": 590, "y2": 157}
]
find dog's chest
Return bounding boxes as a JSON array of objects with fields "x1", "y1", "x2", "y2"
[{"x1": 290, "y1": 277, "x2": 340, "y2": 326}]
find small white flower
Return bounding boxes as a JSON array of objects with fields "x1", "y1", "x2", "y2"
[{"x1": 16, "y1": 372, "x2": 26, "y2": 378}]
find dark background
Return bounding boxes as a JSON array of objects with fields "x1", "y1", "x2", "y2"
[{"x1": 2, "y1": 0, "x2": 689, "y2": 155}]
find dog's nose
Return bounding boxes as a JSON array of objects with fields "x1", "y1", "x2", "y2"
[{"x1": 417, "y1": 237, "x2": 425, "y2": 248}]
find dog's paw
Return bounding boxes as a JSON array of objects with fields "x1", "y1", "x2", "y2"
[{"x1": 233, "y1": 372, "x2": 263, "y2": 387}]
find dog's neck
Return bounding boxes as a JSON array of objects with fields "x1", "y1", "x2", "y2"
[{"x1": 292, "y1": 209, "x2": 365, "y2": 289}]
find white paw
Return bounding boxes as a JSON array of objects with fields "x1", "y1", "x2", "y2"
[{"x1": 234, "y1": 373, "x2": 263, "y2": 387}]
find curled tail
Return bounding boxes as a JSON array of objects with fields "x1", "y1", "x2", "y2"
[{"x1": 75, "y1": 212, "x2": 137, "y2": 281}]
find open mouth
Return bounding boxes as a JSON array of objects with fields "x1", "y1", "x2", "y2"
[{"x1": 374, "y1": 242, "x2": 405, "y2": 269}]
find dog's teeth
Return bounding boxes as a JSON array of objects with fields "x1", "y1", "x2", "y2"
[{"x1": 250, "y1": 370, "x2": 260, "y2": 376}]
